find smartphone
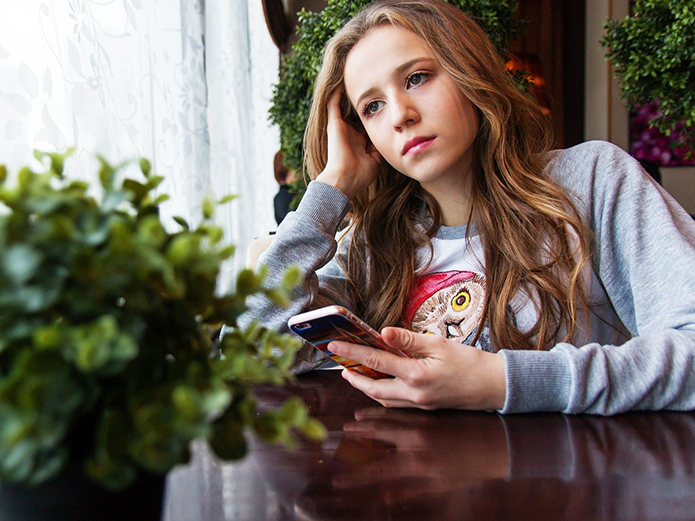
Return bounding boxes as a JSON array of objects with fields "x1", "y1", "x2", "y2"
[{"x1": 288, "y1": 305, "x2": 409, "y2": 379}]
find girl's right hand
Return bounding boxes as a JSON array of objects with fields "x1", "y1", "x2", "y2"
[{"x1": 316, "y1": 90, "x2": 382, "y2": 200}]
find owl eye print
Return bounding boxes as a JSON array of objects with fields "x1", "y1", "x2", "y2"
[{"x1": 409, "y1": 271, "x2": 486, "y2": 344}]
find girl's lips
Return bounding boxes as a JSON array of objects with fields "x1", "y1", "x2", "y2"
[{"x1": 402, "y1": 136, "x2": 435, "y2": 156}]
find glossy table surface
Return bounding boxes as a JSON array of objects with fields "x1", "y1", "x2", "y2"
[{"x1": 163, "y1": 371, "x2": 695, "y2": 521}]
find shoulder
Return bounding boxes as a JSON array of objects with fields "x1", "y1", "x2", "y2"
[
  {"x1": 545, "y1": 140, "x2": 638, "y2": 186},
  {"x1": 543, "y1": 140, "x2": 649, "y2": 217}
]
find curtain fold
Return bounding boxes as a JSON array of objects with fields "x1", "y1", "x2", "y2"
[
  {"x1": 205, "y1": 0, "x2": 280, "y2": 290},
  {"x1": 0, "y1": 0, "x2": 280, "y2": 289}
]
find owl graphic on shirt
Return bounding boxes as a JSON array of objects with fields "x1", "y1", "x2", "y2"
[{"x1": 405, "y1": 270, "x2": 493, "y2": 352}]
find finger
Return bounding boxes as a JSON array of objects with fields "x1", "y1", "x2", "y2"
[
  {"x1": 345, "y1": 125, "x2": 370, "y2": 154},
  {"x1": 342, "y1": 421, "x2": 428, "y2": 449},
  {"x1": 353, "y1": 407, "x2": 427, "y2": 424},
  {"x1": 325, "y1": 90, "x2": 347, "y2": 133},
  {"x1": 340, "y1": 367, "x2": 423, "y2": 408},
  {"x1": 353, "y1": 406, "x2": 388, "y2": 420},
  {"x1": 329, "y1": 340, "x2": 412, "y2": 377},
  {"x1": 341, "y1": 424, "x2": 419, "y2": 451},
  {"x1": 343, "y1": 418, "x2": 411, "y2": 434},
  {"x1": 381, "y1": 327, "x2": 448, "y2": 358},
  {"x1": 327, "y1": 89, "x2": 342, "y2": 115}
]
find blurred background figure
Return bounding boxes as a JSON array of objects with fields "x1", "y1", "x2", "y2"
[{"x1": 274, "y1": 150, "x2": 297, "y2": 225}]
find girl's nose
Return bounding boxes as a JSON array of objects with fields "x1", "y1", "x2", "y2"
[{"x1": 391, "y1": 95, "x2": 419, "y2": 129}]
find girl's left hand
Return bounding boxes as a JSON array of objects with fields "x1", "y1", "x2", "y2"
[{"x1": 329, "y1": 327, "x2": 507, "y2": 410}]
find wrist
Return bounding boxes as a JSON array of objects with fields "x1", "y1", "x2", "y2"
[
  {"x1": 481, "y1": 352, "x2": 507, "y2": 410},
  {"x1": 316, "y1": 167, "x2": 358, "y2": 200}
]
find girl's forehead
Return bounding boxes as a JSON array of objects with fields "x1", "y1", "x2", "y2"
[
  {"x1": 343, "y1": 25, "x2": 438, "y2": 96},
  {"x1": 345, "y1": 26, "x2": 432, "y2": 73},
  {"x1": 353, "y1": 24, "x2": 426, "y2": 53}
]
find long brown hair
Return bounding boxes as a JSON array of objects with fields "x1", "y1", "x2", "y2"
[{"x1": 304, "y1": 0, "x2": 593, "y2": 351}]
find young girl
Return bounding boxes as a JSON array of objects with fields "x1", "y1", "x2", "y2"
[{"x1": 244, "y1": 0, "x2": 695, "y2": 414}]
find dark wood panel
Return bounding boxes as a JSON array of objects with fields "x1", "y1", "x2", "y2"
[{"x1": 509, "y1": 0, "x2": 586, "y2": 148}]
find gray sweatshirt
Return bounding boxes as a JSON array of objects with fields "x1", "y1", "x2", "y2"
[{"x1": 242, "y1": 141, "x2": 695, "y2": 415}]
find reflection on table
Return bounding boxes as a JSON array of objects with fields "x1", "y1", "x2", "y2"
[{"x1": 164, "y1": 371, "x2": 695, "y2": 521}]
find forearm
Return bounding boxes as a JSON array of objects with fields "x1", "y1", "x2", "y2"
[
  {"x1": 238, "y1": 181, "x2": 356, "y2": 373},
  {"x1": 500, "y1": 329, "x2": 695, "y2": 414}
]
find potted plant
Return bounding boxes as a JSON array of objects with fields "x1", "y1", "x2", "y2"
[
  {"x1": 601, "y1": 0, "x2": 695, "y2": 161},
  {"x1": 0, "y1": 150, "x2": 325, "y2": 521},
  {"x1": 269, "y1": 0, "x2": 527, "y2": 206}
]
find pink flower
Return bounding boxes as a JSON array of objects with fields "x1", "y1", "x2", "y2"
[{"x1": 630, "y1": 101, "x2": 695, "y2": 166}]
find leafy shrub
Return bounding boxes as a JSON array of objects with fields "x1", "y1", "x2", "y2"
[
  {"x1": 269, "y1": 0, "x2": 525, "y2": 204},
  {"x1": 602, "y1": 0, "x2": 695, "y2": 157},
  {"x1": 0, "y1": 151, "x2": 325, "y2": 490}
]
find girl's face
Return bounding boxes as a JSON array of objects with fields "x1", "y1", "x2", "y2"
[{"x1": 343, "y1": 25, "x2": 479, "y2": 198}]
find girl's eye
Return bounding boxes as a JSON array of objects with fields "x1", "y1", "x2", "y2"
[
  {"x1": 362, "y1": 100, "x2": 384, "y2": 118},
  {"x1": 407, "y1": 72, "x2": 429, "y2": 88}
]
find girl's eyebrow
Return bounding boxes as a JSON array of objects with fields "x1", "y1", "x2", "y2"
[{"x1": 353, "y1": 56, "x2": 435, "y2": 108}]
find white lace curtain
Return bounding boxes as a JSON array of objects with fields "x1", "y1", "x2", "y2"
[{"x1": 0, "y1": 0, "x2": 280, "y2": 290}]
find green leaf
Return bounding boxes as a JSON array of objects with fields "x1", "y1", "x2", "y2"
[
  {"x1": 1, "y1": 441, "x2": 47, "y2": 481},
  {"x1": 10, "y1": 285, "x2": 60, "y2": 313},
  {"x1": 166, "y1": 234, "x2": 199, "y2": 266},
  {"x1": 145, "y1": 175, "x2": 164, "y2": 191},
  {"x1": 137, "y1": 216, "x2": 167, "y2": 248},
  {"x1": 70, "y1": 316, "x2": 138, "y2": 373},
  {"x1": 301, "y1": 418, "x2": 327, "y2": 441},
  {"x1": 154, "y1": 194, "x2": 170, "y2": 205},
  {"x1": 122, "y1": 179, "x2": 149, "y2": 204},
  {"x1": 217, "y1": 194, "x2": 236, "y2": 205},
  {"x1": 210, "y1": 410, "x2": 248, "y2": 461},
  {"x1": 33, "y1": 324, "x2": 64, "y2": 350},
  {"x1": 219, "y1": 244, "x2": 236, "y2": 260},
  {"x1": 202, "y1": 197, "x2": 214, "y2": 219},
  {"x1": 98, "y1": 155, "x2": 116, "y2": 190},
  {"x1": 139, "y1": 158, "x2": 152, "y2": 177},
  {"x1": 108, "y1": 218, "x2": 135, "y2": 254},
  {"x1": 276, "y1": 396, "x2": 308, "y2": 426},
  {"x1": 265, "y1": 288, "x2": 290, "y2": 308},
  {"x1": 172, "y1": 386, "x2": 204, "y2": 420},
  {"x1": 27, "y1": 449, "x2": 68, "y2": 485},
  {"x1": 173, "y1": 216, "x2": 190, "y2": 231},
  {"x1": 236, "y1": 269, "x2": 262, "y2": 295},
  {"x1": 18, "y1": 167, "x2": 33, "y2": 189},
  {"x1": 281, "y1": 265, "x2": 302, "y2": 290},
  {"x1": 101, "y1": 191, "x2": 129, "y2": 212},
  {"x1": 2, "y1": 245, "x2": 44, "y2": 285}
]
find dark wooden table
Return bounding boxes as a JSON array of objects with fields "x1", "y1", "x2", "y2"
[{"x1": 163, "y1": 371, "x2": 695, "y2": 521}]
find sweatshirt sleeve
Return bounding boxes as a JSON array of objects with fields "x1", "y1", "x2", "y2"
[
  {"x1": 500, "y1": 141, "x2": 695, "y2": 414},
  {"x1": 237, "y1": 181, "x2": 356, "y2": 374}
]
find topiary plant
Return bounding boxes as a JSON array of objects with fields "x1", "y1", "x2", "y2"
[
  {"x1": 601, "y1": 0, "x2": 695, "y2": 159},
  {"x1": 0, "y1": 150, "x2": 325, "y2": 491},
  {"x1": 269, "y1": 0, "x2": 526, "y2": 205}
]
